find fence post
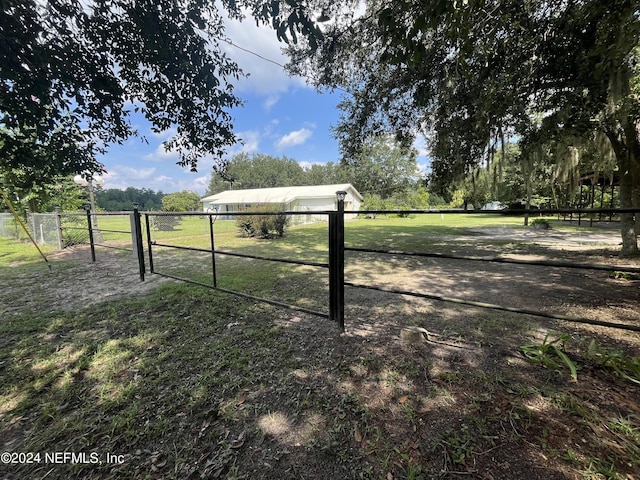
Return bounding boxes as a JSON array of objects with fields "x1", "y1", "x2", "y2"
[
  {"x1": 145, "y1": 213, "x2": 155, "y2": 274},
  {"x1": 132, "y1": 203, "x2": 145, "y2": 281},
  {"x1": 329, "y1": 191, "x2": 346, "y2": 332},
  {"x1": 85, "y1": 204, "x2": 96, "y2": 262},
  {"x1": 54, "y1": 207, "x2": 63, "y2": 249},
  {"x1": 209, "y1": 213, "x2": 217, "y2": 288}
]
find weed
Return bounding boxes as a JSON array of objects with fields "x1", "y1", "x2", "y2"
[
  {"x1": 583, "y1": 457, "x2": 624, "y2": 480},
  {"x1": 608, "y1": 416, "x2": 640, "y2": 438},
  {"x1": 437, "y1": 424, "x2": 475, "y2": 468},
  {"x1": 586, "y1": 340, "x2": 640, "y2": 385},
  {"x1": 531, "y1": 218, "x2": 551, "y2": 230},
  {"x1": 551, "y1": 392, "x2": 597, "y2": 421},
  {"x1": 562, "y1": 448, "x2": 580, "y2": 465},
  {"x1": 394, "y1": 449, "x2": 426, "y2": 479},
  {"x1": 608, "y1": 270, "x2": 640, "y2": 280},
  {"x1": 521, "y1": 333, "x2": 578, "y2": 381},
  {"x1": 436, "y1": 370, "x2": 465, "y2": 385}
]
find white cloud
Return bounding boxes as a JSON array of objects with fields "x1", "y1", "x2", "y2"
[
  {"x1": 222, "y1": 13, "x2": 308, "y2": 95},
  {"x1": 263, "y1": 94, "x2": 280, "y2": 110},
  {"x1": 413, "y1": 134, "x2": 429, "y2": 158},
  {"x1": 417, "y1": 162, "x2": 430, "y2": 176},
  {"x1": 118, "y1": 166, "x2": 156, "y2": 180},
  {"x1": 229, "y1": 129, "x2": 260, "y2": 154},
  {"x1": 102, "y1": 166, "x2": 157, "y2": 190},
  {"x1": 144, "y1": 142, "x2": 180, "y2": 162},
  {"x1": 298, "y1": 160, "x2": 323, "y2": 170},
  {"x1": 276, "y1": 128, "x2": 313, "y2": 148},
  {"x1": 193, "y1": 175, "x2": 210, "y2": 190},
  {"x1": 227, "y1": 122, "x2": 281, "y2": 157}
]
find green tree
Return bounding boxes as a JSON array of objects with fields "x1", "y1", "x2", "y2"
[
  {"x1": 301, "y1": 162, "x2": 348, "y2": 186},
  {"x1": 284, "y1": 0, "x2": 640, "y2": 254},
  {"x1": 0, "y1": 0, "x2": 321, "y2": 178},
  {"x1": 343, "y1": 136, "x2": 419, "y2": 198},
  {"x1": 0, "y1": 170, "x2": 85, "y2": 215},
  {"x1": 161, "y1": 190, "x2": 201, "y2": 212},
  {"x1": 207, "y1": 153, "x2": 306, "y2": 194},
  {"x1": 95, "y1": 187, "x2": 165, "y2": 211}
]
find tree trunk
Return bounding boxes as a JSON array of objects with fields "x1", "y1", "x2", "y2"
[
  {"x1": 625, "y1": 122, "x2": 640, "y2": 243},
  {"x1": 607, "y1": 125, "x2": 639, "y2": 256},
  {"x1": 522, "y1": 155, "x2": 532, "y2": 226},
  {"x1": 619, "y1": 163, "x2": 638, "y2": 256}
]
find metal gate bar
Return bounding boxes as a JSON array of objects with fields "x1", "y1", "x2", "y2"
[
  {"x1": 144, "y1": 211, "x2": 334, "y2": 322},
  {"x1": 346, "y1": 246, "x2": 640, "y2": 274},
  {"x1": 345, "y1": 281, "x2": 640, "y2": 333}
]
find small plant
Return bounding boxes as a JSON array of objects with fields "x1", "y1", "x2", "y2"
[
  {"x1": 608, "y1": 270, "x2": 640, "y2": 280},
  {"x1": 521, "y1": 333, "x2": 578, "y2": 381},
  {"x1": 531, "y1": 218, "x2": 551, "y2": 230},
  {"x1": 437, "y1": 425, "x2": 475, "y2": 467},
  {"x1": 272, "y1": 212, "x2": 289, "y2": 237},
  {"x1": 586, "y1": 340, "x2": 640, "y2": 385}
]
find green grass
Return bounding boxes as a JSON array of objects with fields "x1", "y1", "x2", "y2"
[
  {"x1": 145, "y1": 213, "x2": 538, "y2": 261},
  {"x1": 1, "y1": 214, "x2": 637, "y2": 479},
  {"x1": 69, "y1": 210, "x2": 617, "y2": 258},
  {"x1": 0, "y1": 237, "x2": 55, "y2": 268}
]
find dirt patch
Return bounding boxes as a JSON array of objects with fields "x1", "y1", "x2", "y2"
[{"x1": 1, "y1": 246, "x2": 169, "y2": 316}]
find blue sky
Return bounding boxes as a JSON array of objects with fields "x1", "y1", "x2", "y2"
[
  {"x1": 97, "y1": 15, "x2": 345, "y2": 195},
  {"x1": 98, "y1": 14, "x2": 428, "y2": 195}
]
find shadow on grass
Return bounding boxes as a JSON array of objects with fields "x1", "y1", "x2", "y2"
[
  {"x1": 1, "y1": 262, "x2": 640, "y2": 479},
  {"x1": 2, "y1": 224, "x2": 640, "y2": 479}
]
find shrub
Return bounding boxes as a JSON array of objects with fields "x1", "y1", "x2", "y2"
[
  {"x1": 273, "y1": 212, "x2": 289, "y2": 237},
  {"x1": 236, "y1": 217, "x2": 256, "y2": 237},
  {"x1": 359, "y1": 194, "x2": 392, "y2": 219},
  {"x1": 236, "y1": 205, "x2": 290, "y2": 238},
  {"x1": 531, "y1": 218, "x2": 551, "y2": 230}
]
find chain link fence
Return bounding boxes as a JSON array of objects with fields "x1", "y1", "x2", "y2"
[
  {"x1": 29, "y1": 213, "x2": 63, "y2": 248},
  {"x1": 0, "y1": 211, "x2": 134, "y2": 249},
  {"x1": 58, "y1": 213, "x2": 90, "y2": 247},
  {"x1": 0, "y1": 213, "x2": 21, "y2": 240},
  {"x1": 0, "y1": 212, "x2": 63, "y2": 246}
]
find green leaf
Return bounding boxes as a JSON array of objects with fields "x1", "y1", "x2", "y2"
[{"x1": 554, "y1": 348, "x2": 578, "y2": 382}]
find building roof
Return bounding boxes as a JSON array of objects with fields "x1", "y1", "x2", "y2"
[{"x1": 201, "y1": 184, "x2": 363, "y2": 205}]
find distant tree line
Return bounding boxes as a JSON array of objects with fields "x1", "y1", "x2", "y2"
[
  {"x1": 95, "y1": 187, "x2": 164, "y2": 211},
  {"x1": 207, "y1": 138, "x2": 429, "y2": 210}
]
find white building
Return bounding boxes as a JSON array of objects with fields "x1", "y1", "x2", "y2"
[{"x1": 200, "y1": 184, "x2": 363, "y2": 223}]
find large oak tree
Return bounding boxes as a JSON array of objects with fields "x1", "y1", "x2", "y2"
[{"x1": 285, "y1": 0, "x2": 640, "y2": 254}]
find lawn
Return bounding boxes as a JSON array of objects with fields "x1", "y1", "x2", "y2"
[{"x1": 1, "y1": 216, "x2": 639, "y2": 479}]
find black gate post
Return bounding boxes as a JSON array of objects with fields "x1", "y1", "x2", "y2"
[
  {"x1": 144, "y1": 213, "x2": 154, "y2": 274},
  {"x1": 328, "y1": 211, "x2": 336, "y2": 323},
  {"x1": 132, "y1": 203, "x2": 146, "y2": 281},
  {"x1": 209, "y1": 213, "x2": 217, "y2": 288},
  {"x1": 329, "y1": 191, "x2": 346, "y2": 331},
  {"x1": 54, "y1": 207, "x2": 63, "y2": 250},
  {"x1": 84, "y1": 204, "x2": 96, "y2": 262}
]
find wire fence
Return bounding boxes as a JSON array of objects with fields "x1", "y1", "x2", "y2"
[
  {"x1": 4, "y1": 203, "x2": 639, "y2": 335},
  {"x1": 0, "y1": 210, "x2": 139, "y2": 259},
  {"x1": 0, "y1": 213, "x2": 21, "y2": 240},
  {"x1": 138, "y1": 202, "x2": 640, "y2": 334},
  {"x1": 0, "y1": 212, "x2": 62, "y2": 246}
]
